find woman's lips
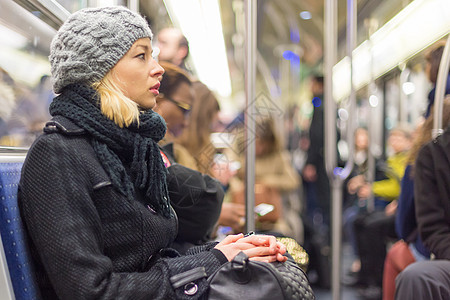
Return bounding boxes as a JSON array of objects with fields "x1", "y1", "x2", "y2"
[{"x1": 150, "y1": 82, "x2": 160, "y2": 95}]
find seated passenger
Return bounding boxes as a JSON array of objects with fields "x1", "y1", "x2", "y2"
[
  {"x1": 178, "y1": 80, "x2": 221, "y2": 176},
  {"x1": 18, "y1": 7, "x2": 287, "y2": 299},
  {"x1": 350, "y1": 126, "x2": 412, "y2": 297},
  {"x1": 395, "y1": 96, "x2": 450, "y2": 300},
  {"x1": 150, "y1": 61, "x2": 225, "y2": 252},
  {"x1": 383, "y1": 99, "x2": 450, "y2": 300},
  {"x1": 153, "y1": 61, "x2": 198, "y2": 170},
  {"x1": 227, "y1": 116, "x2": 301, "y2": 239}
]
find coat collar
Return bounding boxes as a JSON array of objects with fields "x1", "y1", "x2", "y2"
[{"x1": 43, "y1": 116, "x2": 85, "y2": 135}]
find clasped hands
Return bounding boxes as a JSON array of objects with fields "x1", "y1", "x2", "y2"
[{"x1": 215, "y1": 233, "x2": 287, "y2": 263}]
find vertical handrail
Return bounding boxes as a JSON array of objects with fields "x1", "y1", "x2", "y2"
[
  {"x1": 324, "y1": 0, "x2": 341, "y2": 299},
  {"x1": 128, "y1": 0, "x2": 139, "y2": 12},
  {"x1": 338, "y1": 0, "x2": 357, "y2": 180},
  {"x1": 399, "y1": 68, "x2": 411, "y2": 124},
  {"x1": 244, "y1": 0, "x2": 257, "y2": 233},
  {"x1": 433, "y1": 34, "x2": 450, "y2": 138}
]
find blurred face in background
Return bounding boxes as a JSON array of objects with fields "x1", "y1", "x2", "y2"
[
  {"x1": 388, "y1": 130, "x2": 412, "y2": 154},
  {"x1": 355, "y1": 128, "x2": 369, "y2": 151},
  {"x1": 156, "y1": 28, "x2": 187, "y2": 67},
  {"x1": 155, "y1": 81, "x2": 194, "y2": 137}
]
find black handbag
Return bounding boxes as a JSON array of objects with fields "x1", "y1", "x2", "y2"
[{"x1": 207, "y1": 251, "x2": 315, "y2": 300}]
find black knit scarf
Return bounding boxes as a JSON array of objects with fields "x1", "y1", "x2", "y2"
[{"x1": 49, "y1": 84, "x2": 172, "y2": 218}]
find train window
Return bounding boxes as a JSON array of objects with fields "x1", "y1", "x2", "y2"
[
  {"x1": 0, "y1": 1, "x2": 56, "y2": 148},
  {"x1": 0, "y1": 0, "x2": 133, "y2": 149},
  {"x1": 57, "y1": 0, "x2": 128, "y2": 13}
]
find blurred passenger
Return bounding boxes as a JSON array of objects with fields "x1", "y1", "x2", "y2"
[
  {"x1": 302, "y1": 75, "x2": 331, "y2": 231},
  {"x1": 18, "y1": 7, "x2": 288, "y2": 299},
  {"x1": 154, "y1": 61, "x2": 225, "y2": 253},
  {"x1": 395, "y1": 96, "x2": 450, "y2": 300},
  {"x1": 156, "y1": 27, "x2": 190, "y2": 71},
  {"x1": 0, "y1": 67, "x2": 16, "y2": 139},
  {"x1": 423, "y1": 40, "x2": 450, "y2": 118},
  {"x1": 350, "y1": 126, "x2": 413, "y2": 205},
  {"x1": 1, "y1": 72, "x2": 52, "y2": 147},
  {"x1": 228, "y1": 116, "x2": 301, "y2": 240},
  {"x1": 342, "y1": 127, "x2": 370, "y2": 278},
  {"x1": 156, "y1": 26, "x2": 244, "y2": 238},
  {"x1": 351, "y1": 126, "x2": 413, "y2": 298},
  {"x1": 153, "y1": 61, "x2": 197, "y2": 170},
  {"x1": 178, "y1": 81, "x2": 221, "y2": 175},
  {"x1": 384, "y1": 97, "x2": 450, "y2": 300}
]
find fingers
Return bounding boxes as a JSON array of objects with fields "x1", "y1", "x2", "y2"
[
  {"x1": 248, "y1": 253, "x2": 288, "y2": 263},
  {"x1": 249, "y1": 254, "x2": 277, "y2": 263},
  {"x1": 220, "y1": 233, "x2": 244, "y2": 245},
  {"x1": 277, "y1": 253, "x2": 288, "y2": 262},
  {"x1": 276, "y1": 241, "x2": 287, "y2": 255},
  {"x1": 238, "y1": 234, "x2": 278, "y2": 253}
]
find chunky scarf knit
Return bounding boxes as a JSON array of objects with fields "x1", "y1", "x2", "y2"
[{"x1": 49, "y1": 84, "x2": 172, "y2": 217}]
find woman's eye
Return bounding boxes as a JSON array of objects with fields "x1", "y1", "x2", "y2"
[{"x1": 136, "y1": 53, "x2": 145, "y2": 60}]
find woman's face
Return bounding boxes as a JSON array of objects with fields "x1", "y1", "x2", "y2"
[{"x1": 112, "y1": 38, "x2": 164, "y2": 109}]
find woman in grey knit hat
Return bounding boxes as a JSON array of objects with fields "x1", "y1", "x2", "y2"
[{"x1": 18, "y1": 6, "x2": 287, "y2": 299}]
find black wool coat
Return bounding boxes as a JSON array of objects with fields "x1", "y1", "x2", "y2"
[
  {"x1": 19, "y1": 116, "x2": 226, "y2": 300},
  {"x1": 414, "y1": 126, "x2": 450, "y2": 260}
]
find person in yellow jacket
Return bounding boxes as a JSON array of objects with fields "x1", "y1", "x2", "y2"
[
  {"x1": 348, "y1": 126, "x2": 412, "y2": 206},
  {"x1": 348, "y1": 126, "x2": 413, "y2": 298}
]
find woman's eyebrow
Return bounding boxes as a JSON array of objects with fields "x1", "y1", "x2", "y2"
[{"x1": 134, "y1": 44, "x2": 150, "y2": 51}]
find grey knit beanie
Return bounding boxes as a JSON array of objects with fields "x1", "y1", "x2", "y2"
[{"x1": 50, "y1": 6, "x2": 152, "y2": 94}]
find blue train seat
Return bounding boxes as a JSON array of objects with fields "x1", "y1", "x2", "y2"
[{"x1": 0, "y1": 161, "x2": 40, "y2": 300}]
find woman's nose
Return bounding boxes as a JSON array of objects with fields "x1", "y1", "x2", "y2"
[{"x1": 151, "y1": 61, "x2": 165, "y2": 77}]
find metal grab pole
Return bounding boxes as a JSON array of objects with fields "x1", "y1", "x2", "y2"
[
  {"x1": 399, "y1": 68, "x2": 411, "y2": 124},
  {"x1": 433, "y1": 34, "x2": 450, "y2": 138},
  {"x1": 244, "y1": 0, "x2": 257, "y2": 233},
  {"x1": 324, "y1": 0, "x2": 341, "y2": 300},
  {"x1": 339, "y1": 0, "x2": 357, "y2": 180}
]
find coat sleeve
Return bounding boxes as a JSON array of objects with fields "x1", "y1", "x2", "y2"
[
  {"x1": 19, "y1": 135, "x2": 222, "y2": 300},
  {"x1": 372, "y1": 154, "x2": 406, "y2": 201},
  {"x1": 395, "y1": 165, "x2": 417, "y2": 240},
  {"x1": 306, "y1": 105, "x2": 324, "y2": 167},
  {"x1": 414, "y1": 143, "x2": 450, "y2": 260}
]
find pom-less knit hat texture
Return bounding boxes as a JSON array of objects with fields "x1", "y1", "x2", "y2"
[{"x1": 49, "y1": 6, "x2": 152, "y2": 94}]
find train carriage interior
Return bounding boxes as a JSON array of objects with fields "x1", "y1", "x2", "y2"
[{"x1": 0, "y1": 0, "x2": 449, "y2": 299}]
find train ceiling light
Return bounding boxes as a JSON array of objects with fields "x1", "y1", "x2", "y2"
[
  {"x1": 333, "y1": 0, "x2": 450, "y2": 101},
  {"x1": 163, "y1": 0, "x2": 232, "y2": 98}
]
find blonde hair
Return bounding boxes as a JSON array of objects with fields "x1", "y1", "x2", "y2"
[{"x1": 92, "y1": 70, "x2": 140, "y2": 128}]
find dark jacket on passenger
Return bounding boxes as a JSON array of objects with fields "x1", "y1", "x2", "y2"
[
  {"x1": 425, "y1": 74, "x2": 450, "y2": 118},
  {"x1": 414, "y1": 125, "x2": 450, "y2": 260},
  {"x1": 18, "y1": 117, "x2": 227, "y2": 300},
  {"x1": 395, "y1": 165, "x2": 430, "y2": 258}
]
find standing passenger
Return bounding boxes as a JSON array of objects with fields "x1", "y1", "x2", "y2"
[
  {"x1": 18, "y1": 6, "x2": 288, "y2": 299},
  {"x1": 156, "y1": 27, "x2": 190, "y2": 72}
]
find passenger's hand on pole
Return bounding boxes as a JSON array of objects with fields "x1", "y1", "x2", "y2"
[
  {"x1": 347, "y1": 175, "x2": 365, "y2": 194},
  {"x1": 357, "y1": 183, "x2": 371, "y2": 199}
]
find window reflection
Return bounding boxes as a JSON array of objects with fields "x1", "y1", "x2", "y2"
[{"x1": 0, "y1": 22, "x2": 51, "y2": 147}]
